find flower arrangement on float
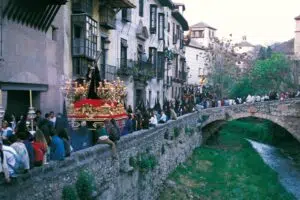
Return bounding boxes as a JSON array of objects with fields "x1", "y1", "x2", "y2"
[{"x1": 61, "y1": 76, "x2": 128, "y2": 129}]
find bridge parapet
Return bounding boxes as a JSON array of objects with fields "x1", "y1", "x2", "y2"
[{"x1": 198, "y1": 99, "x2": 300, "y2": 142}]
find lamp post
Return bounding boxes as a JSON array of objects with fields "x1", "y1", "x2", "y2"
[{"x1": 27, "y1": 90, "x2": 36, "y2": 135}]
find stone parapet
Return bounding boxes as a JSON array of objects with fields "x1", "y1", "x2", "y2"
[{"x1": 0, "y1": 112, "x2": 202, "y2": 200}]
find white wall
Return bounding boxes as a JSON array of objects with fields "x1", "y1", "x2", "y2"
[{"x1": 295, "y1": 19, "x2": 300, "y2": 56}]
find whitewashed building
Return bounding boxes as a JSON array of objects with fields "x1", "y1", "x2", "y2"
[
  {"x1": 233, "y1": 36, "x2": 255, "y2": 72},
  {"x1": 185, "y1": 22, "x2": 216, "y2": 86},
  {"x1": 102, "y1": 0, "x2": 189, "y2": 109}
]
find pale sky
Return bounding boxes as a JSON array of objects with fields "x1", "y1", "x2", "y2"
[{"x1": 175, "y1": 0, "x2": 300, "y2": 46}]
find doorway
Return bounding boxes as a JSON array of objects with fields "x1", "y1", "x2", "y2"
[{"x1": 6, "y1": 90, "x2": 40, "y2": 118}]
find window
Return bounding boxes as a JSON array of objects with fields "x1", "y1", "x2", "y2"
[
  {"x1": 122, "y1": 9, "x2": 132, "y2": 22},
  {"x1": 175, "y1": 55, "x2": 178, "y2": 78},
  {"x1": 73, "y1": 57, "x2": 93, "y2": 77},
  {"x1": 172, "y1": 23, "x2": 176, "y2": 44},
  {"x1": 196, "y1": 55, "x2": 199, "y2": 60},
  {"x1": 149, "y1": 47, "x2": 157, "y2": 67},
  {"x1": 120, "y1": 39, "x2": 128, "y2": 68},
  {"x1": 158, "y1": 13, "x2": 165, "y2": 40},
  {"x1": 139, "y1": 0, "x2": 144, "y2": 17},
  {"x1": 149, "y1": 90, "x2": 152, "y2": 107},
  {"x1": 157, "y1": 52, "x2": 165, "y2": 79},
  {"x1": 168, "y1": 22, "x2": 170, "y2": 32},
  {"x1": 176, "y1": 25, "x2": 180, "y2": 42},
  {"x1": 72, "y1": 14, "x2": 98, "y2": 59},
  {"x1": 180, "y1": 30, "x2": 184, "y2": 49},
  {"x1": 157, "y1": 91, "x2": 160, "y2": 100},
  {"x1": 51, "y1": 26, "x2": 58, "y2": 41},
  {"x1": 150, "y1": 5, "x2": 157, "y2": 34}
]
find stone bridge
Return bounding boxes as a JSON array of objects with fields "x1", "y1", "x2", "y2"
[{"x1": 199, "y1": 99, "x2": 300, "y2": 142}]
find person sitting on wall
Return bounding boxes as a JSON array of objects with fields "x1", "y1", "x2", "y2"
[
  {"x1": 0, "y1": 121, "x2": 13, "y2": 145},
  {"x1": 159, "y1": 111, "x2": 167, "y2": 124},
  {"x1": 149, "y1": 112, "x2": 158, "y2": 127},
  {"x1": 96, "y1": 123, "x2": 116, "y2": 158}
]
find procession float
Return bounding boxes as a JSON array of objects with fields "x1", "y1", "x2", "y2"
[{"x1": 60, "y1": 66, "x2": 128, "y2": 130}]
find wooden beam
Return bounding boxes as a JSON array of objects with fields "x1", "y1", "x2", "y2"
[
  {"x1": 2, "y1": 0, "x2": 14, "y2": 18},
  {"x1": 39, "y1": 5, "x2": 56, "y2": 30},
  {"x1": 43, "y1": 5, "x2": 60, "y2": 31},
  {"x1": 33, "y1": 5, "x2": 51, "y2": 29}
]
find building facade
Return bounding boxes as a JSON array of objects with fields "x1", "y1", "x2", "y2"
[
  {"x1": 0, "y1": 0, "x2": 189, "y2": 116},
  {"x1": 185, "y1": 22, "x2": 216, "y2": 86},
  {"x1": 0, "y1": 0, "x2": 68, "y2": 116},
  {"x1": 100, "y1": 0, "x2": 188, "y2": 109}
]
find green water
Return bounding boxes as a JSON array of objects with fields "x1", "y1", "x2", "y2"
[{"x1": 159, "y1": 118, "x2": 300, "y2": 200}]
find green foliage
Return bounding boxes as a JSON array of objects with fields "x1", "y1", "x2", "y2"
[
  {"x1": 62, "y1": 185, "x2": 78, "y2": 200},
  {"x1": 230, "y1": 53, "x2": 295, "y2": 97},
  {"x1": 75, "y1": 170, "x2": 95, "y2": 200},
  {"x1": 174, "y1": 127, "x2": 180, "y2": 138},
  {"x1": 129, "y1": 153, "x2": 158, "y2": 172},
  {"x1": 160, "y1": 118, "x2": 297, "y2": 200}
]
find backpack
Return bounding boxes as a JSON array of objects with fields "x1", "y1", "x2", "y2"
[{"x1": 3, "y1": 149, "x2": 25, "y2": 174}]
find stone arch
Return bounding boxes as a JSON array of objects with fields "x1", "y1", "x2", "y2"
[{"x1": 201, "y1": 112, "x2": 299, "y2": 141}]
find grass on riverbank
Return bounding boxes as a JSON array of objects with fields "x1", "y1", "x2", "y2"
[{"x1": 160, "y1": 119, "x2": 297, "y2": 200}]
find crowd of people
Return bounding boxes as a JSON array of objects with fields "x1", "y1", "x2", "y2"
[
  {"x1": 195, "y1": 90, "x2": 300, "y2": 109},
  {"x1": 1, "y1": 89, "x2": 298, "y2": 183},
  {"x1": 0, "y1": 111, "x2": 72, "y2": 183}
]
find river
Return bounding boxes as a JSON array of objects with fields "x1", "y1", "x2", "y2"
[{"x1": 248, "y1": 139, "x2": 300, "y2": 200}]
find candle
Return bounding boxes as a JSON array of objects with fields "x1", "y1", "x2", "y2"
[
  {"x1": 29, "y1": 90, "x2": 33, "y2": 107},
  {"x1": 0, "y1": 89, "x2": 2, "y2": 105}
]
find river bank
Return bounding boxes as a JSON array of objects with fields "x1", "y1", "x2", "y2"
[{"x1": 159, "y1": 118, "x2": 299, "y2": 200}]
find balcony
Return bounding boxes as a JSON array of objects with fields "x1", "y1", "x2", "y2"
[
  {"x1": 100, "y1": 0, "x2": 136, "y2": 8},
  {"x1": 72, "y1": 0, "x2": 93, "y2": 14},
  {"x1": 117, "y1": 59, "x2": 156, "y2": 81},
  {"x1": 99, "y1": 8, "x2": 116, "y2": 29},
  {"x1": 101, "y1": 64, "x2": 117, "y2": 81}
]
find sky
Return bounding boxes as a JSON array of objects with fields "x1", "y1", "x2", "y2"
[{"x1": 174, "y1": 0, "x2": 300, "y2": 46}]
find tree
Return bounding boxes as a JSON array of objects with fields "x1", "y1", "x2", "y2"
[
  {"x1": 230, "y1": 53, "x2": 295, "y2": 97},
  {"x1": 258, "y1": 47, "x2": 266, "y2": 60},
  {"x1": 266, "y1": 46, "x2": 272, "y2": 59}
]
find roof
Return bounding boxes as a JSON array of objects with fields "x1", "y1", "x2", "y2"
[
  {"x1": 187, "y1": 39, "x2": 206, "y2": 50},
  {"x1": 191, "y1": 22, "x2": 217, "y2": 30},
  {"x1": 157, "y1": 0, "x2": 174, "y2": 8},
  {"x1": 295, "y1": 14, "x2": 300, "y2": 20},
  {"x1": 235, "y1": 41, "x2": 255, "y2": 48},
  {"x1": 172, "y1": 10, "x2": 189, "y2": 31}
]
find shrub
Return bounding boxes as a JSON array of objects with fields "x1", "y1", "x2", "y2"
[
  {"x1": 62, "y1": 185, "x2": 78, "y2": 200},
  {"x1": 76, "y1": 170, "x2": 95, "y2": 200},
  {"x1": 174, "y1": 127, "x2": 180, "y2": 138},
  {"x1": 138, "y1": 153, "x2": 157, "y2": 172}
]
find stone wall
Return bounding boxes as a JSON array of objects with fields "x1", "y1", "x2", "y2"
[{"x1": 0, "y1": 112, "x2": 202, "y2": 200}]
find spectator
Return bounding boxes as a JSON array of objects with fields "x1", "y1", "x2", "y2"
[
  {"x1": 109, "y1": 119, "x2": 121, "y2": 143},
  {"x1": 9, "y1": 134, "x2": 30, "y2": 172},
  {"x1": 35, "y1": 110, "x2": 43, "y2": 127},
  {"x1": 17, "y1": 132, "x2": 34, "y2": 169},
  {"x1": 50, "y1": 130, "x2": 65, "y2": 161},
  {"x1": 58, "y1": 129, "x2": 71, "y2": 157},
  {"x1": 96, "y1": 123, "x2": 116, "y2": 158},
  {"x1": 32, "y1": 130, "x2": 47, "y2": 166},
  {"x1": 49, "y1": 111, "x2": 56, "y2": 127},
  {"x1": 121, "y1": 115, "x2": 133, "y2": 136},
  {"x1": 131, "y1": 114, "x2": 137, "y2": 132},
  {"x1": 0, "y1": 121, "x2": 13, "y2": 145},
  {"x1": 127, "y1": 105, "x2": 133, "y2": 114},
  {"x1": 149, "y1": 112, "x2": 158, "y2": 127},
  {"x1": 170, "y1": 107, "x2": 177, "y2": 120},
  {"x1": 159, "y1": 111, "x2": 167, "y2": 123},
  {"x1": 0, "y1": 141, "x2": 11, "y2": 183}
]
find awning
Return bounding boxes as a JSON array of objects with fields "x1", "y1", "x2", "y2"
[
  {"x1": 109, "y1": 0, "x2": 136, "y2": 8},
  {"x1": 0, "y1": 82, "x2": 48, "y2": 92},
  {"x1": 3, "y1": 0, "x2": 67, "y2": 32}
]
